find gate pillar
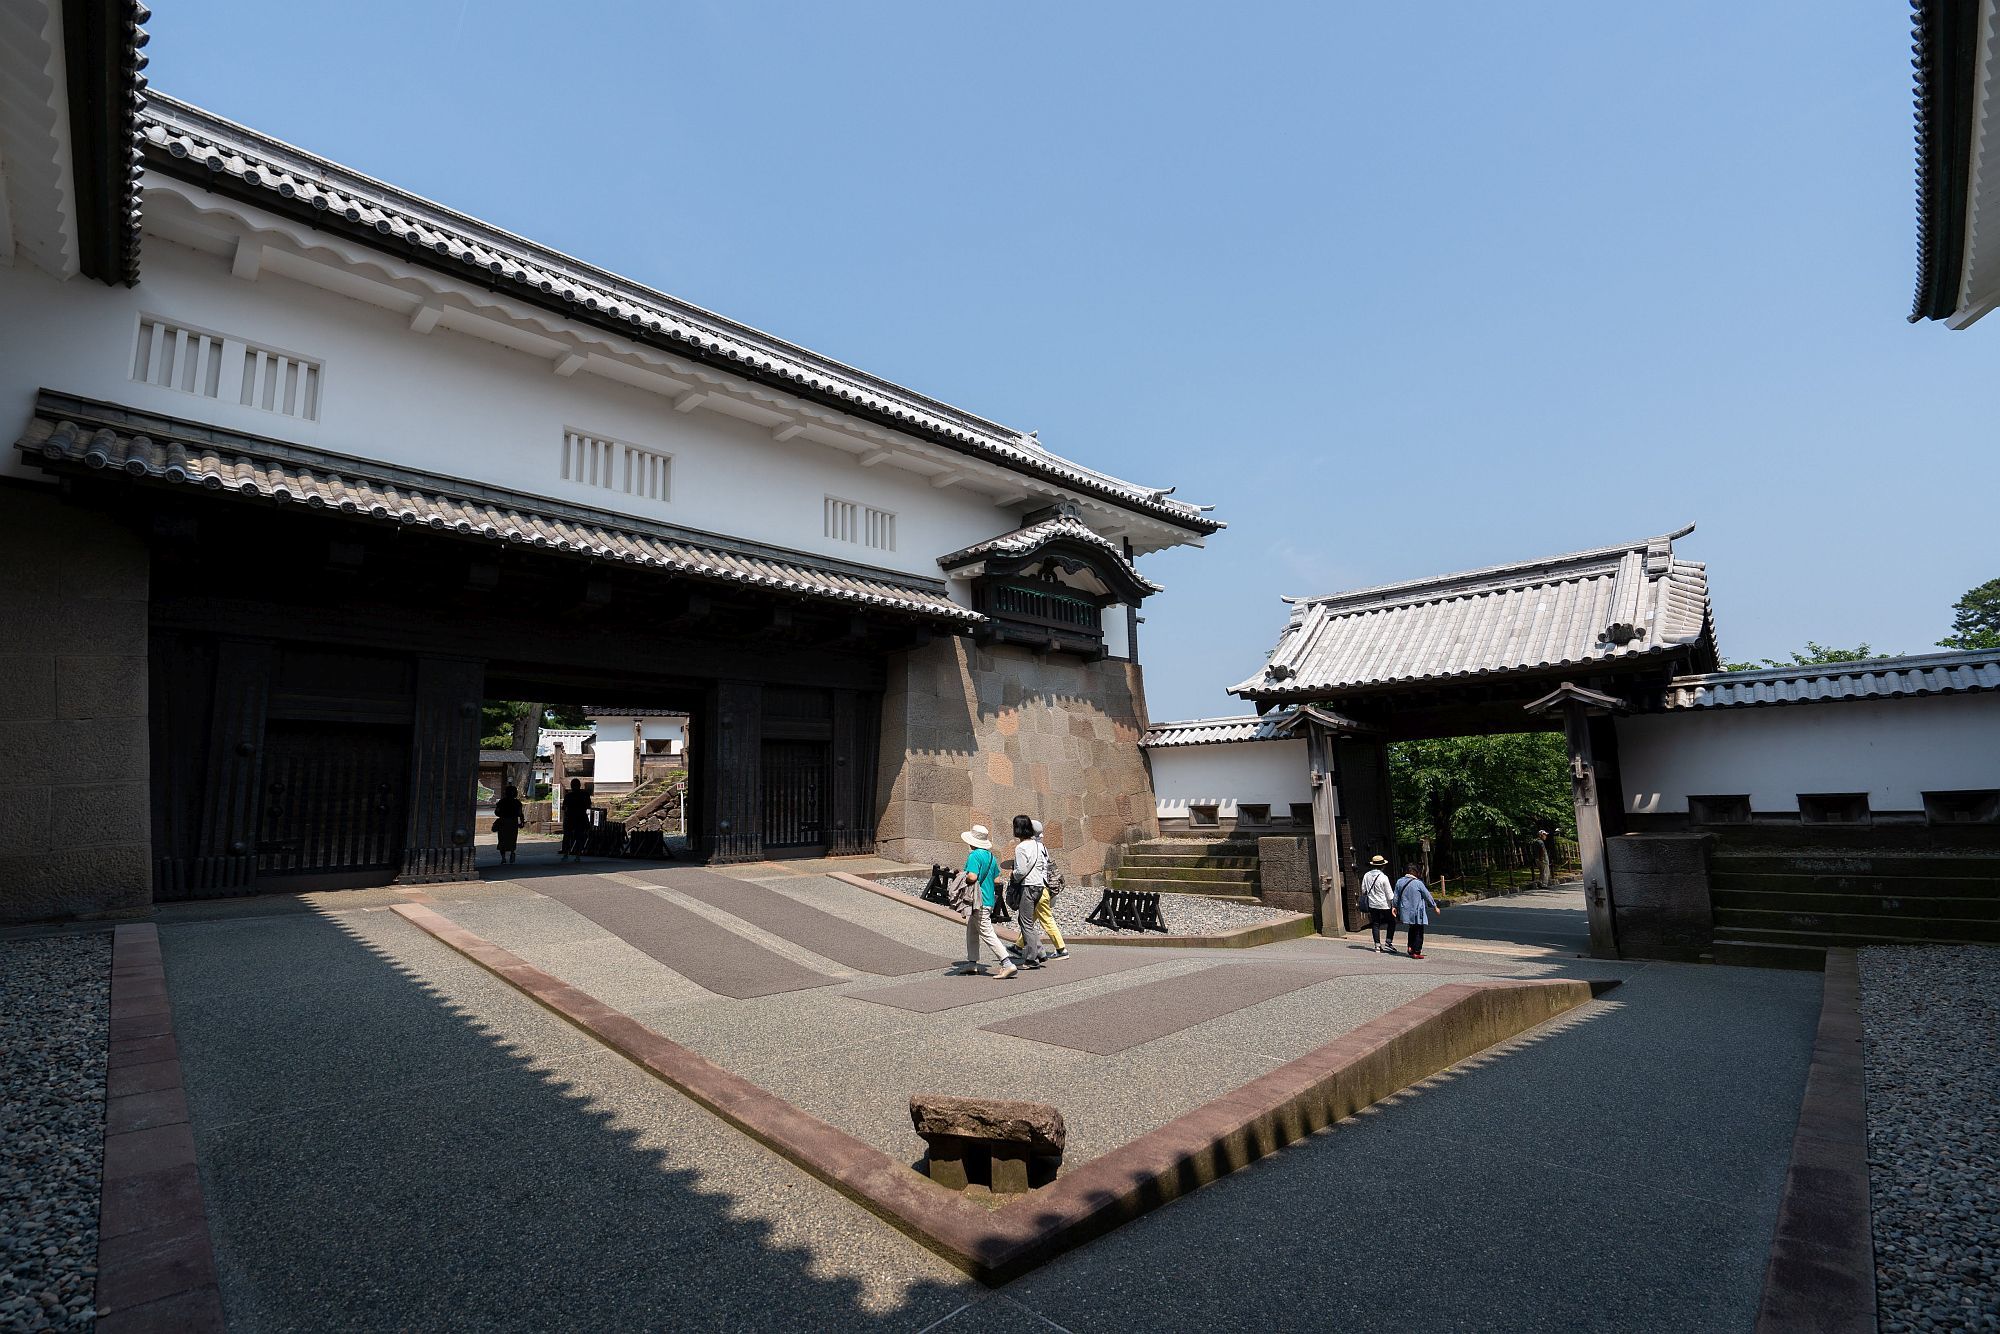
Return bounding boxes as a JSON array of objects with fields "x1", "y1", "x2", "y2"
[
  {"x1": 1526, "y1": 683, "x2": 1625, "y2": 959},
  {"x1": 1303, "y1": 710, "x2": 1392, "y2": 937},
  {"x1": 397, "y1": 656, "x2": 483, "y2": 884},
  {"x1": 709, "y1": 679, "x2": 765, "y2": 863}
]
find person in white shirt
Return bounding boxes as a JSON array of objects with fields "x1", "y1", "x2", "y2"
[{"x1": 1360, "y1": 854, "x2": 1398, "y2": 953}]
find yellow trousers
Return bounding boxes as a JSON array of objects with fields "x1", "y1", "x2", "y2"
[{"x1": 1034, "y1": 892, "x2": 1065, "y2": 951}]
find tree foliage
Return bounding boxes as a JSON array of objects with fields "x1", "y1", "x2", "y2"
[
  {"x1": 1388, "y1": 733, "x2": 1573, "y2": 851},
  {"x1": 479, "y1": 701, "x2": 582, "y2": 749},
  {"x1": 1723, "y1": 641, "x2": 1886, "y2": 672},
  {"x1": 1939, "y1": 577, "x2": 2000, "y2": 651}
]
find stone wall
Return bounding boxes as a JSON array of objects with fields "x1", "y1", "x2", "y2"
[
  {"x1": 875, "y1": 639, "x2": 1157, "y2": 877},
  {"x1": 0, "y1": 488, "x2": 152, "y2": 922},
  {"x1": 1606, "y1": 832, "x2": 1714, "y2": 962}
]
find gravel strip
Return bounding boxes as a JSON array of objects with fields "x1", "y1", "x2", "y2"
[
  {"x1": 1, "y1": 934, "x2": 112, "y2": 1331},
  {"x1": 1857, "y1": 944, "x2": 2000, "y2": 1334},
  {"x1": 869, "y1": 874, "x2": 1295, "y2": 938}
]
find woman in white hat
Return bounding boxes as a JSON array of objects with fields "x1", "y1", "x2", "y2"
[
  {"x1": 1361, "y1": 853, "x2": 1398, "y2": 953},
  {"x1": 950, "y1": 825, "x2": 1017, "y2": 979}
]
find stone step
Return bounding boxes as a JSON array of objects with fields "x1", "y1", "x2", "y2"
[
  {"x1": 1711, "y1": 939, "x2": 1827, "y2": 971},
  {"x1": 1119, "y1": 853, "x2": 1261, "y2": 871},
  {"x1": 1104, "y1": 877, "x2": 1262, "y2": 903},
  {"x1": 1709, "y1": 870, "x2": 2000, "y2": 898},
  {"x1": 1109, "y1": 862, "x2": 1258, "y2": 883},
  {"x1": 1712, "y1": 923, "x2": 1982, "y2": 951},
  {"x1": 1129, "y1": 839, "x2": 1260, "y2": 859},
  {"x1": 1710, "y1": 911, "x2": 2000, "y2": 945},
  {"x1": 1710, "y1": 890, "x2": 2000, "y2": 920}
]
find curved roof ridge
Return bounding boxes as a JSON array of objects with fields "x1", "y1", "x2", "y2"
[{"x1": 1283, "y1": 525, "x2": 1696, "y2": 616}]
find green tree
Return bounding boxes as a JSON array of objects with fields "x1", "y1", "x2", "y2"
[
  {"x1": 1723, "y1": 641, "x2": 1886, "y2": 672},
  {"x1": 1388, "y1": 733, "x2": 1573, "y2": 858},
  {"x1": 1938, "y1": 578, "x2": 2000, "y2": 650}
]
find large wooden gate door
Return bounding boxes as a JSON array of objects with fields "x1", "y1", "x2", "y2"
[
  {"x1": 256, "y1": 721, "x2": 410, "y2": 889},
  {"x1": 760, "y1": 739, "x2": 828, "y2": 851}
]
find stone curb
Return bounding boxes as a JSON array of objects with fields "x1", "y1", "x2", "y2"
[
  {"x1": 1754, "y1": 947, "x2": 1876, "y2": 1334},
  {"x1": 94, "y1": 924, "x2": 225, "y2": 1333},
  {"x1": 824, "y1": 870, "x2": 1312, "y2": 950},
  {"x1": 391, "y1": 901, "x2": 1610, "y2": 1285}
]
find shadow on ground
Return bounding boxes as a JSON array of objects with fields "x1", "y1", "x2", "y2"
[{"x1": 160, "y1": 899, "x2": 976, "y2": 1330}]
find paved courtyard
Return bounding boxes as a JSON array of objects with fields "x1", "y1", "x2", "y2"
[{"x1": 150, "y1": 863, "x2": 1823, "y2": 1331}]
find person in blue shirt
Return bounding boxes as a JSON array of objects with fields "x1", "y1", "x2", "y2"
[
  {"x1": 1396, "y1": 862, "x2": 1442, "y2": 960},
  {"x1": 949, "y1": 824, "x2": 1017, "y2": 979}
]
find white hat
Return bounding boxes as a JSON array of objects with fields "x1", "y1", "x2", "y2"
[
  {"x1": 959, "y1": 824, "x2": 993, "y2": 850},
  {"x1": 1031, "y1": 819, "x2": 1045, "y2": 836}
]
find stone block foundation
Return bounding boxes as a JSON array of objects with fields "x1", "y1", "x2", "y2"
[
  {"x1": 0, "y1": 488, "x2": 151, "y2": 922},
  {"x1": 874, "y1": 639, "x2": 1157, "y2": 878}
]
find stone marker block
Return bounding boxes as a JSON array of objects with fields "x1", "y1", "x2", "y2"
[{"x1": 910, "y1": 1093, "x2": 1066, "y2": 1194}]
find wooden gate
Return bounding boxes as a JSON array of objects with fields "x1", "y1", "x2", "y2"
[
  {"x1": 256, "y1": 721, "x2": 410, "y2": 887},
  {"x1": 760, "y1": 739, "x2": 827, "y2": 850}
]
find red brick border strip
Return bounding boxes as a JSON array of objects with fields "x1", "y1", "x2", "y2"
[
  {"x1": 392, "y1": 901, "x2": 1613, "y2": 1284},
  {"x1": 94, "y1": 923, "x2": 224, "y2": 1332},
  {"x1": 1754, "y1": 946, "x2": 1876, "y2": 1334},
  {"x1": 824, "y1": 870, "x2": 1313, "y2": 950}
]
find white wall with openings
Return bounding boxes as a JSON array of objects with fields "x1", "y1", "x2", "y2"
[
  {"x1": 1617, "y1": 694, "x2": 2000, "y2": 816},
  {"x1": 0, "y1": 196, "x2": 1143, "y2": 586},
  {"x1": 589, "y1": 715, "x2": 687, "y2": 785},
  {"x1": 1149, "y1": 738, "x2": 1310, "y2": 821}
]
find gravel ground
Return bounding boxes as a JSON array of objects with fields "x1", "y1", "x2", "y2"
[
  {"x1": 870, "y1": 874, "x2": 1296, "y2": 937},
  {"x1": 1858, "y1": 944, "x2": 2000, "y2": 1333},
  {"x1": 0, "y1": 934, "x2": 111, "y2": 1331}
]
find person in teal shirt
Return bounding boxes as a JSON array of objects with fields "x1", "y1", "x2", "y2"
[{"x1": 950, "y1": 824, "x2": 1017, "y2": 978}]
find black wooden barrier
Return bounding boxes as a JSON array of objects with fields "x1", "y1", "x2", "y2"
[
  {"x1": 923, "y1": 862, "x2": 1010, "y2": 921},
  {"x1": 1085, "y1": 888, "x2": 1168, "y2": 933}
]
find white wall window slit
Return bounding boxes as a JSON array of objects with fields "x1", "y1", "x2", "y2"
[
  {"x1": 131, "y1": 315, "x2": 321, "y2": 421},
  {"x1": 562, "y1": 429, "x2": 669, "y2": 504}
]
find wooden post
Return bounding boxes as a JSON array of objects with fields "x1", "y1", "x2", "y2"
[
  {"x1": 1561, "y1": 699, "x2": 1619, "y2": 958},
  {"x1": 1304, "y1": 718, "x2": 1343, "y2": 937},
  {"x1": 194, "y1": 639, "x2": 273, "y2": 894}
]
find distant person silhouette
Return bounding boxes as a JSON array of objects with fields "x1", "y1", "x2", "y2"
[
  {"x1": 493, "y1": 784, "x2": 525, "y2": 865},
  {"x1": 560, "y1": 779, "x2": 592, "y2": 861}
]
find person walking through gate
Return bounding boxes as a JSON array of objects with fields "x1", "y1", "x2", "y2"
[
  {"x1": 493, "y1": 784, "x2": 525, "y2": 865},
  {"x1": 948, "y1": 825, "x2": 1017, "y2": 979},
  {"x1": 1021, "y1": 819, "x2": 1069, "y2": 963},
  {"x1": 1396, "y1": 861, "x2": 1441, "y2": 960},
  {"x1": 1361, "y1": 853, "x2": 1398, "y2": 953},
  {"x1": 559, "y1": 778, "x2": 592, "y2": 861}
]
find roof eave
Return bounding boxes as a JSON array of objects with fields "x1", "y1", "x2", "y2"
[
  {"x1": 1911, "y1": 0, "x2": 1982, "y2": 323},
  {"x1": 62, "y1": 0, "x2": 148, "y2": 285}
]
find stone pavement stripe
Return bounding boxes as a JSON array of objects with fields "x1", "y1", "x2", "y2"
[
  {"x1": 639, "y1": 866, "x2": 940, "y2": 976},
  {"x1": 390, "y1": 901, "x2": 1603, "y2": 1287},
  {"x1": 1754, "y1": 947, "x2": 1876, "y2": 1334},
  {"x1": 94, "y1": 923, "x2": 223, "y2": 1333},
  {"x1": 980, "y1": 963, "x2": 1333, "y2": 1055},
  {"x1": 538, "y1": 875, "x2": 834, "y2": 999},
  {"x1": 849, "y1": 951, "x2": 1161, "y2": 1014}
]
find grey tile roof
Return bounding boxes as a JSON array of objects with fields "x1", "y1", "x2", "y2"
[
  {"x1": 1910, "y1": 0, "x2": 1979, "y2": 322},
  {"x1": 1141, "y1": 711, "x2": 1303, "y2": 748},
  {"x1": 1232, "y1": 527, "x2": 1717, "y2": 701},
  {"x1": 18, "y1": 393, "x2": 979, "y2": 627},
  {"x1": 478, "y1": 749, "x2": 530, "y2": 765},
  {"x1": 936, "y1": 516, "x2": 1160, "y2": 593},
  {"x1": 583, "y1": 708, "x2": 690, "y2": 719},
  {"x1": 136, "y1": 94, "x2": 1219, "y2": 537},
  {"x1": 1652, "y1": 649, "x2": 2000, "y2": 711}
]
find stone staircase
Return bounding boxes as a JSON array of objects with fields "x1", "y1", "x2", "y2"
[
  {"x1": 1108, "y1": 837, "x2": 1263, "y2": 902},
  {"x1": 1708, "y1": 851, "x2": 2000, "y2": 970}
]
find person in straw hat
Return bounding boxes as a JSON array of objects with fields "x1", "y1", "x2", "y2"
[
  {"x1": 948, "y1": 824, "x2": 1017, "y2": 979},
  {"x1": 1360, "y1": 853, "x2": 1398, "y2": 953}
]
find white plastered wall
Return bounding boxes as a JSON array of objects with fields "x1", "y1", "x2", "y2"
[
  {"x1": 1148, "y1": 738, "x2": 1311, "y2": 819},
  {"x1": 1618, "y1": 694, "x2": 2000, "y2": 815},
  {"x1": 0, "y1": 192, "x2": 1144, "y2": 584}
]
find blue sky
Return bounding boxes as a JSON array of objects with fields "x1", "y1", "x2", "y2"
[{"x1": 147, "y1": 2, "x2": 1996, "y2": 720}]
